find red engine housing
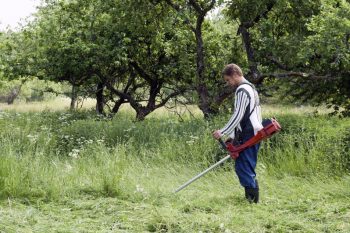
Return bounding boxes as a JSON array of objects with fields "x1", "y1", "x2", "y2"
[{"x1": 226, "y1": 118, "x2": 281, "y2": 159}]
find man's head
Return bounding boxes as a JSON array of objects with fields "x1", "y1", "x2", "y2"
[{"x1": 222, "y1": 64, "x2": 243, "y2": 87}]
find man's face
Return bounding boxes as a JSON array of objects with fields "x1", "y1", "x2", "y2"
[{"x1": 224, "y1": 75, "x2": 239, "y2": 87}]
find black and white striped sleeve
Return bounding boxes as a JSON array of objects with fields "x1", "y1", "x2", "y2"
[{"x1": 219, "y1": 90, "x2": 250, "y2": 136}]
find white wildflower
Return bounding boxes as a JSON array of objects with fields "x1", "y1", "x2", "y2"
[
  {"x1": 135, "y1": 184, "x2": 148, "y2": 196},
  {"x1": 40, "y1": 126, "x2": 49, "y2": 131},
  {"x1": 27, "y1": 134, "x2": 38, "y2": 143},
  {"x1": 68, "y1": 149, "x2": 80, "y2": 158},
  {"x1": 136, "y1": 185, "x2": 144, "y2": 193},
  {"x1": 65, "y1": 163, "x2": 73, "y2": 172},
  {"x1": 186, "y1": 140, "x2": 194, "y2": 145},
  {"x1": 97, "y1": 139, "x2": 104, "y2": 144}
]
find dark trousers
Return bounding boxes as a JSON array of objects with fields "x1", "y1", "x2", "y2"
[{"x1": 235, "y1": 141, "x2": 260, "y2": 188}]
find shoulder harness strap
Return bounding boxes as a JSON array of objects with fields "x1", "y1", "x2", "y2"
[{"x1": 238, "y1": 81, "x2": 259, "y2": 118}]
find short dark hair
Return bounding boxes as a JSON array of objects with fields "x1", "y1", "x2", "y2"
[{"x1": 222, "y1": 64, "x2": 243, "y2": 77}]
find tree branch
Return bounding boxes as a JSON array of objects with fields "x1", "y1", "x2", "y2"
[
  {"x1": 163, "y1": 0, "x2": 196, "y2": 31},
  {"x1": 204, "y1": 0, "x2": 216, "y2": 13},
  {"x1": 105, "y1": 81, "x2": 141, "y2": 110},
  {"x1": 129, "y1": 61, "x2": 154, "y2": 83},
  {"x1": 188, "y1": 0, "x2": 203, "y2": 14},
  {"x1": 123, "y1": 71, "x2": 136, "y2": 93},
  {"x1": 261, "y1": 72, "x2": 335, "y2": 80},
  {"x1": 238, "y1": 0, "x2": 276, "y2": 31},
  {"x1": 266, "y1": 55, "x2": 292, "y2": 71},
  {"x1": 213, "y1": 85, "x2": 235, "y2": 106},
  {"x1": 155, "y1": 88, "x2": 187, "y2": 108}
]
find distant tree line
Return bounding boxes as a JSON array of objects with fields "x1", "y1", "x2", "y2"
[{"x1": 0, "y1": 0, "x2": 348, "y2": 119}]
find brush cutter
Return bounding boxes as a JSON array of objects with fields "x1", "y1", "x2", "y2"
[{"x1": 174, "y1": 118, "x2": 281, "y2": 193}]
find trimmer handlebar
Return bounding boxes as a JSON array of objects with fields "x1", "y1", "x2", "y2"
[{"x1": 218, "y1": 138, "x2": 227, "y2": 150}]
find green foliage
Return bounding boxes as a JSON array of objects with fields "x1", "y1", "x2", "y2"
[
  {"x1": 297, "y1": 0, "x2": 350, "y2": 116},
  {"x1": 0, "y1": 77, "x2": 69, "y2": 103},
  {"x1": 253, "y1": 0, "x2": 321, "y2": 70},
  {"x1": 225, "y1": 0, "x2": 349, "y2": 116},
  {"x1": 226, "y1": 0, "x2": 276, "y2": 24},
  {"x1": 256, "y1": 0, "x2": 349, "y2": 115},
  {"x1": 204, "y1": 18, "x2": 244, "y2": 93},
  {"x1": 0, "y1": 0, "x2": 349, "y2": 117}
]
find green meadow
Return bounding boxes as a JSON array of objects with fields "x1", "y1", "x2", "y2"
[{"x1": 0, "y1": 103, "x2": 349, "y2": 232}]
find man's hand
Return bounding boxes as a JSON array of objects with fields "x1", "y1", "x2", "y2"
[{"x1": 212, "y1": 130, "x2": 222, "y2": 140}]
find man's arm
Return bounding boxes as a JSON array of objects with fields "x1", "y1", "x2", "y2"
[{"x1": 218, "y1": 90, "x2": 250, "y2": 137}]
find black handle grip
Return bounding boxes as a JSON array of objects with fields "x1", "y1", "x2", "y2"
[{"x1": 218, "y1": 138, "x2": 227, "y2": 151}]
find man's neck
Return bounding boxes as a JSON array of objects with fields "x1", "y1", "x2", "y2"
[{"x1": 237, "y1": 76, "x2": 246, "y2": 85}]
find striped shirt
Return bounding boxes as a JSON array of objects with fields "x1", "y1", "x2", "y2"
[{"x1": 219, "y1": 80, "x2": 263, "y2": 139}]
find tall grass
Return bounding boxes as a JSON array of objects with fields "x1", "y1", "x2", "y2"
[
  {"x1": 0, "y1": 107, "x2": 349, "y2": 201},
  {"x1": 0, "y1": 143, "x2": 126, "y2": 200}
]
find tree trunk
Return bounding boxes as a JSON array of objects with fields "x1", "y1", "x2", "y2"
[
  {"x1": 112, "y1": 98, "x2": 125, "y2": 114},
  {"x1": 239, "y1": 25, "x2": 261, "y2": 83},
  {"x1": 194, "y1": 15, "x2": 217, "y2": 118},
  {"x1": 96, "y1": 82, "x2": 105, "y2": 115},
  {"x1": 163, "y1": 0, "x2": 218, "y2": 118},
  {"x1": 135, "y1": 107, "x2": 152, "y2": 121},
  {"x1": 6, "y1": 85, "x2": 22, "y2": 105},
  {"x1": 70, "y1": 84, "x2": 77, "y2": 110}
]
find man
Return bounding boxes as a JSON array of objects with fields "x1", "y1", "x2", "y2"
[{"x1": 213, "y1": 64, "x2": 263, "y2": 203}]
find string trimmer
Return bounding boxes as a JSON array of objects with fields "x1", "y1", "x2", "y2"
[{"x1": 174, "y1": 118, "x2": 281, "y2": 193}]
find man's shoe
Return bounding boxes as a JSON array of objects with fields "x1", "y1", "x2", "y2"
[
  {"x1": 245, "y1": 188, "x2": 259, "y2": 203},
  {"x1": 245, "y1": 180, "x2": 259, "y2": 203}
]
